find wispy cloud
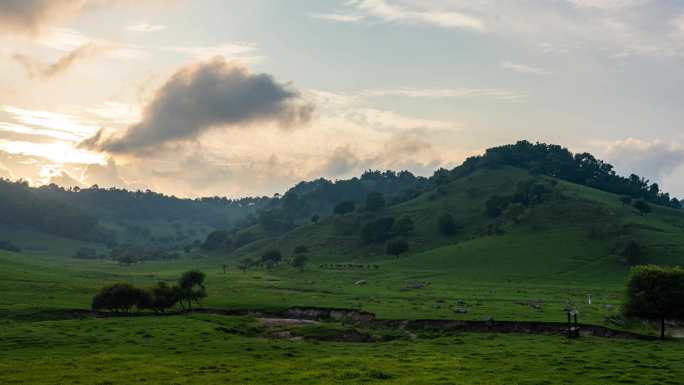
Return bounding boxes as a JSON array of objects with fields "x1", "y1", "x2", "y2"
[
  {"x1": 125, "y1": 22, "x2": 166, "y2": 32},
  {"x1": 13, "y1": 42, "x2": 109, "y2": 80},
  {"x1": 359, "y1": 87, "x2": 525, "y2": 102},
  {"x1": 308, "y1": 12, "x2": 365, "y2": 23},
  {"x1": 501, "y1": 61, "x2": 552, "y2": 76},
  {"x1": 316, "y1": 0, "x2": 485, "y2": 31},
  {"x1": 162, "y1": 42, "x2": 263, "y2": 62}
]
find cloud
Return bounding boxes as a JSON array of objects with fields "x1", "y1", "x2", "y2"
[
  {"x1": 12, "y1": 42, "x2": 108, "y2": 79},
  {"x1": 162, "y1": 42, "x2": 259, "y2": 60},
  {"x1": 82, "y1": 158, "x2": 126, "y2": 187},
  {"x1": 125, "y1": 22, "x2": 166, "y2": 32},
  {"x1": 0, "y1": 0, "x2": 174, "y2": 36},
  {"x1": 359, "y1": 87, "x2": 525, "y2": 101},
  {"x1": 501, "y1": 61, "x2": 552, "y2": 76},
  {"x1": 0, "y1": 161, "x2": 14, "y2": 179},
  {"x1": 318, "y1": 146, "x2": 361, "y2": 177},
  {"x1": 308, "y1": 12, "x2": 365, "y2": 23},
  {"x1": 604, "y1": 138, "x2": 684, "y2": 181},
  {"x1": 0, "y1": 0, "x2": 87, "y2": 35},
  {"x1": 48, "y1": 170, "x2": 84, "y2": 188},
  {"x1": 319, "y1": 0, "x2": 485, "y2": 31},
  {"x1": 83, "y1": 57, "x2": 314, "y2": 153}
]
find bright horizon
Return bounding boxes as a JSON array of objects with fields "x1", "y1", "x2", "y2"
[{"x1": 1, "y1": 0, "x2": 684, "y2": 198}]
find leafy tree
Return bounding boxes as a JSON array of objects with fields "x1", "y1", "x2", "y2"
[
  {"x1": 366, "y1": 192, "x2": 386, "y2": 211},
  {"x1": 361, "y1": 217, "x2": 395, "y2": 243},
  {"x1": 621, "y1": 241, "x2": 645, "y2": 266},
  {"x1": 393, "y1": 215, "x2": 414, "y2": 237},
  {"x1": 177, "y1": 270, "x2": 207, "y2": 310},
  {"x1": 91, "y1": 283, "x2": 148, "y2": 313},
  {"x1": 633, "y1": 200, "x2": 652, "y2": 216},
  {"x1": 386, "y1": 239, "x2": 409, "y2": 258},
  {"x1": 333, "y1": 201, "x2": 356, "y2": 215},
  {"x1": 261, "y1": 249, "x2": 283, "y2": 269},
  {"x1": 438, "y1": 213, "x2": 457, "y2": 236},
  {"x1": 624, "y1": 265, "x2": 684, "y2": 339},
  {"x1": 148, "y1": 282, "x2": 179, "y2": 313},
  {"x1": 311, "y1": 214, "x2": 320, "y2": 224},
  {"x1": 291, "y1": 254, "x2": 309, "y2": 272},
  {"x1": 620, "y1": 195, "x2": 633, "y2": 207}
]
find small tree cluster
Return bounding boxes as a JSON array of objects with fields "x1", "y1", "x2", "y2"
[{"x1": 91, "y1": 270, "x2": 207, "y2": 313}]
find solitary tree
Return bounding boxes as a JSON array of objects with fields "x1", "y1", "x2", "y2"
[
  {"x1": 292, "y1": 254, "x2": 309, "y2": 272},
  {"x1": 438, "y1": 213, "x2": 457, "y2": 236},
  {"x1": 311, "y1": 214, "x2": 320, "y2": 224},
  {"x1": 619, "y1": 195, "x2": 633, "y2": 207},
  {"x1": 177, "y1": 270, "x2": 207, "y2": 310},
  {"x1": 386, "y1": 239, "x2": 410, "y2": 258},
  {"x1": 366, "y1": 192, "x2": 386, "y2": 211},
  {"x1": 624, "y1": 265, "x2": 684, "y2": 339}
]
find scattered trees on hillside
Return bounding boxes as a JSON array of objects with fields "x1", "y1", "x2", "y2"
[
  {"x1": 0, "y1": 240, "x2": 21, "y2": 253},
  {"x1": 624, "y1": 265, "x2": 684, "y2": 339},
  {"x1": 448, "y1": 140, "x2": 681, "y2": 209},
  {"x1": 438, "y1": 213, "x2": 457, "y2": 236},
  {"x1": 386, "y1": 239, "x2": 409, "y2": 258},
  {"x1": 366, "y1": 192, "x2": 386, "y2": 211}
]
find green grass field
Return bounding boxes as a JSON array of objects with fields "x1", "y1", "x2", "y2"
[{"x1": 3, "y1": 166, "x2": 684, "y2": 384}]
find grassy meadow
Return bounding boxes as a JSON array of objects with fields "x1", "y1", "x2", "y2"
[{"x1": 3, "y1": 166, "x2": 684, "y2": 384}]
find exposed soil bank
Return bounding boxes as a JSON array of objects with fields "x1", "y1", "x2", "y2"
[{"x1": 12, "y1": 306, "x2": 662, "y2": 341}]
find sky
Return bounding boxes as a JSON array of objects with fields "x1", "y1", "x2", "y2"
[{"x1": 0, "y1": 0, "x2": 683, "y2": 198}]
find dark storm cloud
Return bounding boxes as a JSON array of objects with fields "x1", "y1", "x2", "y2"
[{"x1": 83, "y1": 57, "x2": 314, "y2": 154}]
